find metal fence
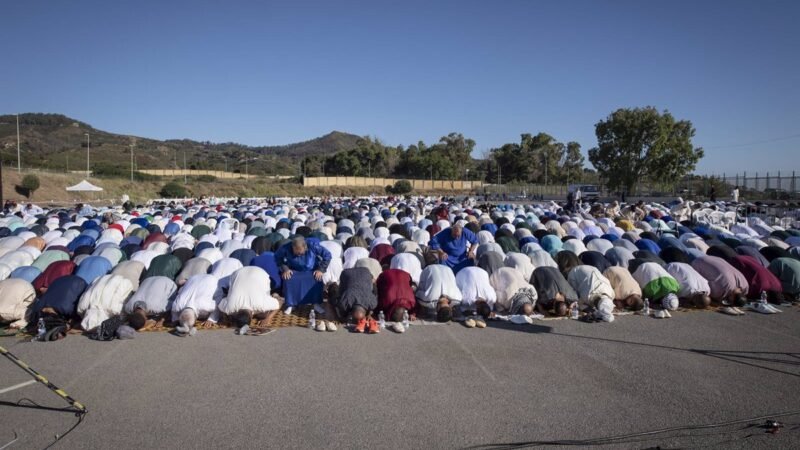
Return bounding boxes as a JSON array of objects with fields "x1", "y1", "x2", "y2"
[{"x1": 713, "y1": 171, "x2": 799, "y2": 196}]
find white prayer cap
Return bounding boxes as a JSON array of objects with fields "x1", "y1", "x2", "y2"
[{"x1": 662, "y1": 293, "x2": 679, "y2": 311}]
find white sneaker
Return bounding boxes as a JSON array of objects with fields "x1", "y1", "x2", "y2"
[
  {"x1": 313, "y1": 304, "x2": 326, "y2": 315},
  {"x1": 283, "y1": 307, "x2": 293, "y2": 316},
  {"x1": 719, "y1": 306, "x2": 738, "y2": 316},
  {"x1": 747, "y1": 302, "x2": 776, "y2": 314},
  {"x1": 663, "y1": 310, "x2": 672, "y2": 318},
  {"x1": 391, "y1": 322, "x2": 406, "y2": 333},
  {"x1": 315, "y1": 321, "x2": 327, "y2": 331},
  {"x1": 732, "y1": 307, "x2": 746, "y2": 316},
  {"x1": 653, "y1": 310, "x2": 668, "y2": 319},
  {"x1": 765, "y1": 304, "x2": 782, "y2": 313},
  {"x1": 326, "y1": 321, "x2": 337, "y2": 332},
  {"x1": 510, "y1": 314, "x2": 533, "y2": 325}
]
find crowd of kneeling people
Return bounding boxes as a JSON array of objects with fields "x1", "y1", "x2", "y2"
[{"x1": 0, "y1": 196, "x2": 799, "y2": 340}]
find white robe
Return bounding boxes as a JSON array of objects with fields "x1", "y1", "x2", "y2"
[
  {"x1": 455, "y1": 267, "x2": 497, "y2": 307},
  {"x1": 389, "y1": 253, "x2": 422, "y2": 284},
  {"x1": 218, "y1": 267, "x2": 278, "y2": 314},
  {"x1": 320, "y1": 241, "x2": 344, "y2": 284},
  {"x1": 666, "y1": 262, "x2": 710, "y2": 298},
  {"x1": 567, "y1": 265, "x2": 615, "y2": 322},
  {"x1": 490, "y1": 267, "x2": 536, "y2": 313},
  {"x1": 0, "y1": 279, "x2": 36, "y2": 328},
  {"x1": 343, "y1": 247, "x2": 369, "y2": 269},
  {"x1": 171, "y1": 274, "x2": 222, "y2": 322},
  {"x1": 504, "y1": 253, "x2": 535, "y2": 282},
  {"x1": 416, "y1": 265, "x2": 463, "y2": 306},
  {"x1": 210, "y1": 258, "x2": 244, "y2": 290},
  {"x1": 77, "y1": 274, "x2": 134, "y2": 331}
]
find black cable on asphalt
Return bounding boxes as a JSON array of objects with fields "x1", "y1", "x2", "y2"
[{"x1": 467, "y1": 409, "x2": 800, "y2": 449}]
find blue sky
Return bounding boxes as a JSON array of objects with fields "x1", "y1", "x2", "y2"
[{"x1": 2, "y1": 0, "x2": 798, "y2": 175}]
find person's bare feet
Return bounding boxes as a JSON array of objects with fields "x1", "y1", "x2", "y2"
[
  {"x1": 154, "y1": 318, "x2": 165, "y2": 329},
  {"x1": 201, "y1": 321, "x2": 214, "y2": 329},
  {"x1": 256, "y1": 319, "x2": 270, "y2": 327},
  {"x1": 143, "y1": 319, "x2": 157, "y2": 330}
]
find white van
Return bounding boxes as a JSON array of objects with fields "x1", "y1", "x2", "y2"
[{"x1": 568, "y1": 184, "x2": 600, "y2": 201}]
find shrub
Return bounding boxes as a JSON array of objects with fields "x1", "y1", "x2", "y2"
[
  {"x1": 159, "y1": 181, "x2": 188, "y2": 198},
  {"x1": 20, "y1": 174, "x2": 40, "y2": 199},
  {"x1": 195, "y1": 175, "x2": 217, "y2": 182},
  {"x1": 386, "y1": 179, "x2": 413, "y2": 195}
]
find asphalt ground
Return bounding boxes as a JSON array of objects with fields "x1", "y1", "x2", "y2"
[{"x1": 1, "y1": 308, "x2": 799, "y2": 449}]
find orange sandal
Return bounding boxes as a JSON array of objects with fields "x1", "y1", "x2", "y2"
[
  {"x1": 367, "y1": 318, "x2": 380, "y2": 334},
  {"x1": 354, "y1": 317, "x2": 367, "y2": 333}
]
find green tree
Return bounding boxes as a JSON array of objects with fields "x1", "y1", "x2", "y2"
[
  {"x1": 560, "y1": 141, "x2": 585, "y2": 184},
  {"x1": 20, "y1": 174, "x2": 40, "y2": 199},
  {"x1": 159, "y1": 181, "x2": 188, "y2": 198},
  {"x1": 588, "y1": 107, "x2": 704, "y2": 195}
]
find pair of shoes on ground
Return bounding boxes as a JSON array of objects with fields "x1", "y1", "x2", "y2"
[
  {"x1": 745, "y1": 302, "x2": 782, "y2": 314},
  {"x1": 652, "y1": 310, "x2": 672, "y2": 319},
  {"x1": 354, "y1": 318, "x2": 380, "y2": 334},
  {"x1": 314, "y1": 320, "x2": 337, "y2": 332},
  {"x1": 719, "y1": 306, "x2": 746, "y2": 316},
  {"x1": 464, "y1": 316, "x2": 487, "y2": 328}
]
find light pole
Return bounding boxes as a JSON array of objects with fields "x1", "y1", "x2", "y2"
[
  {"x1": 183, "y1": 151, "x2": 187, "y2": 184},
  {"x1": 85, "y1": 133, "x2": 90, "y2": 177},
  {"x1": 544, "y1": 151, "x2": 548, "y2": 186},
  {"x1": 16, "y1": 114, "x2": 21, "y2": 173},
  {"x1": 130, "y1": 144, "x2": 135, "y2": 182}
]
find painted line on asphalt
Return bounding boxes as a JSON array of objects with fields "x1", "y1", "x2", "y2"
[{"x1": 444, "y1": 325, "x2": 497, "y2": 382}]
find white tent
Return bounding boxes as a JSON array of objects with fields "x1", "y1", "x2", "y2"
[{"x1": 66, "y1": 180, "x2": 103, "y2": 192}]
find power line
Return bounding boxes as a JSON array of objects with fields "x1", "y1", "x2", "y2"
[{"x1": 705, "y1": 133, "x2": 800, "y2": 149}]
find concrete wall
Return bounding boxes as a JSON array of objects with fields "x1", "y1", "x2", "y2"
[
  {"x1": 303, "y1": 176, "x2": 483, "y2": 190},
  {"x1": 137, "y1": 170, "x2": 293, "y2": 180}
]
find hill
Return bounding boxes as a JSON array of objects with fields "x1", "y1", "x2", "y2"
[{"x1": 0, "y1": 113, "x2": 362, "y2": 176}]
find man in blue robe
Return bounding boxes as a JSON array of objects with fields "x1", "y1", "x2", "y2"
[
  {"x1": 428, "y1": 223, "x2": 478, "y2": 274},
  {"x1": 275, "y1": 236, "x2": 332, "y2": 315}
]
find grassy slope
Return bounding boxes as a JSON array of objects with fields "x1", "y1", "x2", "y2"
[
  {"x1": 0, "y1": 171, "x2": 391, "y2": 205},
  {"x1": 0, "y1": 114, "x2": 361, "y2": 175}
]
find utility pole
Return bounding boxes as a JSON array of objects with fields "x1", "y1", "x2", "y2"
[
  {"x1": 16, "y1": 114, "x2": 21, "y2": 173},
  {"x1": 497, "y1": 160, "x2": 501, "y2": 185},
  {"x1": 85, "y1": 133, "x2": 90, "y2": 177},
  {"x1": 544, "y1": 151, "x2": 548, "y2": 186},
  {"x1": 130, "y1": 144, "x2": 135, "y2": 182},
  {"x1": 183, "y1": 151, "x2": 187, "y2": 184},
  {"x1": 0, "y1": 151, "x2": 4, "y2": 206}
]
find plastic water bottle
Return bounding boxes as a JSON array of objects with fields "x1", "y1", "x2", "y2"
[
  {"x1": 378, "y1": 311, "x2": 386, "y2": 329},
  {"x1": 402, "y1": 310, "x2": 410, "y2": 329},
  {"x1": 760, "y1": 290, "x2": 768, "y2": 305},
  {"x1": 36, "y1": 318, "x2": 46, "y2": 341},
  {"x1": 308, "y1": 309, "x2": 316, "y2": 329},
  {"x1": 570, "y1": 302, "x2": 579, "y2": 320},
  {"x1": 643, "y1": 298, "x2": 650, "y2": 316}
]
